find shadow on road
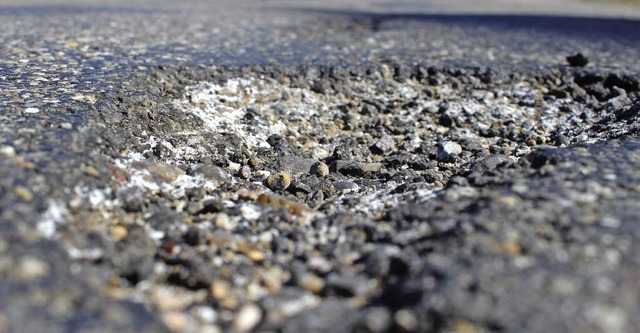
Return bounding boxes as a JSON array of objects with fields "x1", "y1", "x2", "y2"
[{"x1": 293, "y1": 7, "x2": 640, "y2": 44}]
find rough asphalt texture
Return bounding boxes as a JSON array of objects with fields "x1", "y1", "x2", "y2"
[{"x1": 1, "y1": 0, "x2": 640, "y2": 332}]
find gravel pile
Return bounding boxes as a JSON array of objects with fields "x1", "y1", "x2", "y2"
[{"x1": 26, "y1": 62, "x2": 637, "y2": 332}]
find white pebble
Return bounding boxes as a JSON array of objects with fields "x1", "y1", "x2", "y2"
[
  {"x1": 437, "y1": 141, "x2": 462, "y2": 161},
  {"x1": 192, "y1": 306, "x2": 218, "y2": 324},
  {"x1": 233, "y1": 304, "x2": 262, "y2": 333},
  {"x1": 254, "y1": 170, "x2": 270, "y2": 180},
  {"x1": 14, "y1": 256, "x2": 50, "y2": 281},
  {"x1": 227, "y1": 161, "x2": 241, "y2": 172},
  {"x1": 0, "y1": 146, "x2": 16, "y2": 157},
  {"x1": 395, "y1": 309, "x2": 417, "y2": 331}
]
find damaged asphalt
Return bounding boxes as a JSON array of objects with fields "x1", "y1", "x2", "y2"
[{"x1": 1, "y1": 0, "x2": 640, "y2": 332}]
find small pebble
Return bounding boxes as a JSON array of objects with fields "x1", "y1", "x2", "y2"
[
  {"x1": 395, "y1": 309, "x2": 418, "y2": 332},
  {"x1": 453, "y1": 319, "x2": 478, "y2": 333},
  {"x1": 110, "y1": 225, "x2": 128, "y2": 242},
  {"x1": 371, "y1": 135, "x2": 396, "y2": 155},
  {"x1": 84, "y1": 95, "x2": 97, "y2": 104},
  {"x1": 24, "y1": 107, "x2": 39, "y2": 113},
  {"x1": 240, "y1": 204, "x2": 263, "y2": 220},
  {"x1": 210, "y1": 280, "x2": 231, "y2": 300},
  {"x1": 256, "y1": 193, "x2": 310, "y2": 215},
  {"x1": 333, "y1": 181, "x2": 359, "y2": 194},
  {"x1": 84, "y1": 165, "x2": 100, "y2": 178},
  {"x1": 566, "y1": 53, "x2": 589, "y2": 67},
  {"x1": 308, "y1": 256, "x2": 333, "y2": 274},
  {"x1": 138, "y1": 161, "x2": 185, "y2": 182},
  {"x1": 331, "y1": 160, "x2": 382, "y2": 176},
  {"x1": 254, "y1": 170, "x2": 271, "y2": 180},
  {"x1": 361, "y1": 162, "x2": 383, "y2": 173},
  {"x1": 299, "y1": 273, "x2": 325, "y2": 294},
  {"x1": 246, "y1": 282, "x2": 266, "y2": 300},
  {"x1": 267, "y1": 171, "x2": 292, "y2": 191},
  {"x1": 249, "y1": 156, "x2": 263, "y2": 167},
  {"x1": 0, "y1": 146, "x2": 16, "y2": 157},
  {"x1": 233, "y1": 304, "x2": 262, "y2": 333},
  {"x1": 437, "y1": 141, "x2": 462, "y2": 161},
  {"x1": 239, "y1": 166, "x2": 252, "y2": 179},
  {"x1": 192, "y1": 306, "x2": 218, "y2": 324},
  {"x1": 14, "y1": 186, "x2": 34, "y2": 202},
  {"x1": 245, "y1": 250, "x2": 265, "y2": 262},
  {"x1": 310, "y1": 161, "x2": 329, "y2": 177},
  {"x1": 189, "y1": 163, "x2": 230, "y2": 183},
  {"x1": 221, "y1": 294, "x2": 240, "y2": 310},
  {"x1": 162, "y1": 311, "x2": 190, "y2": 333},
  {"x1": 363, "y1": 307, "x2": 392, "y2": 333},
  {"x1": 227, "y1": 161, "x2": 241, "y2": 172},
  {"x1": 14, "y1": 256, "x2": 50, "y2": 281},
  {"x1": 215, "y1": 213, "x2": 234, "y2": 230}
]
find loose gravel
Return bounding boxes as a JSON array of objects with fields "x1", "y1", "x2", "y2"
[{"x1": 25, "y1": 62, "x2": 638, "y2": 333}]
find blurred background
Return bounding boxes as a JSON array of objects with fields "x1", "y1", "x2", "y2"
[
  {"x1": 0, "y1": 0, "x2": 639, "y2": 16},
  {"x1": 284, "y1": 0, "x2": 640, "y2": 18}
]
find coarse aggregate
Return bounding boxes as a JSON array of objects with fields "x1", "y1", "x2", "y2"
[{"x1": 1, "y1": 0, "x2": 640, "y2": 332}]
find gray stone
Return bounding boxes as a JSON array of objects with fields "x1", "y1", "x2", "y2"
[
  {"x1": 137, "y1": 161, "x2": 185, "y2": 182},
  {"x1": 330, "y1": 160, "x2": 383, "y2": 176},
  {"x1": 371, "y1": 135, "x2": 397, "y2": 155},
  {"x1": 472, "y1": 154, "x2": 510, "y2": 173},
  {"x1": 361, "y1": 307, "x2": 392, "y2": 333},
  {"x1": 276, "y1": 155, "x2": 317, "y2": 177},
  {"x1": 310, "y1": 161, "x2": 329, "y2": 177},
  {"x1": 333, "y1": 181, "x2": 360, "y2": 194},
  {"x1": 187, "y1": 163, "x2": 230, "y2": 183},
  {"x1": 437, "y1": 141, "x2": 462, "y2": 161},
  {"x1": 239, "y1": 165, "x2": 252, "y2": 179}
]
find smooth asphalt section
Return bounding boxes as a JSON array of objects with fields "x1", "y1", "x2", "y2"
[{"x1": 264, "y1": 0, "x2": 640, "y2": 18}]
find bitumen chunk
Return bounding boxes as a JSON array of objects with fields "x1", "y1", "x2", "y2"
[
  {"x1": 330, "y1": 160, "x2": 383, "y2": 176},
  {"x1": 566, "y1": 53, "x2": 589, "y2": 67}
]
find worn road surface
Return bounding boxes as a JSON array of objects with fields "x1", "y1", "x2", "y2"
[{"x1": 1, "y1": 1, "x2": 640, "y2": 332}]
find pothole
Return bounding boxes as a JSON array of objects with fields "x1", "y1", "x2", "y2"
[{"x1": 41, "y1": 63, "x2": 640, "y2": 332}]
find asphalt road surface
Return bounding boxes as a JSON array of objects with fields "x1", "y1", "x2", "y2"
[{"x1": 1, "y1": 1, "x2": 640, "y2": 332}]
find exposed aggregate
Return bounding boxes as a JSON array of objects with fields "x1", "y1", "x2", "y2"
[{"x1": 26, "y1": 63, "x2": 639, "y2": 333}]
